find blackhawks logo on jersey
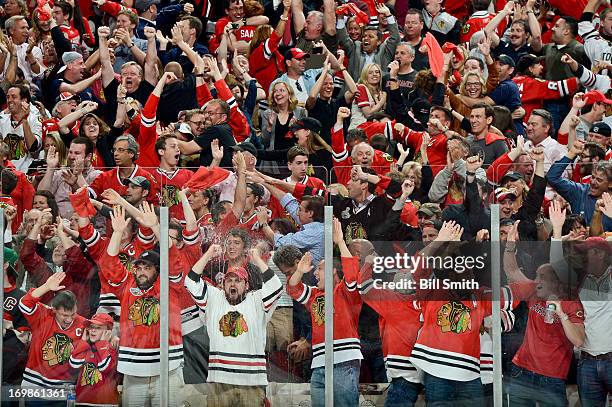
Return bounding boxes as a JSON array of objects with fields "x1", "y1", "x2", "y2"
[
  {"x1": 160, "y1": 185, "x2": 180, "y2": 207},
  {"x1": 42, "y1": 333, "x2": 73, "y2": 366},
  {"x1": 80, "y1": 362, "x2": 103, "y2": 386},
  {"x1": 4, "y1": 133, "x2": 26, "y2": 160},
  {"x1": 118, "y1": 252, "x2": 132, "y2": 271},
  {"x1": 437, "y1": 301, "x2": 472, "y2": 334},
  {"x1": 219, "y1": 311, "x2": 248, "y2": 337},
  {"x1": 128, "y1": 297, "x2": 160, "y2": 326},
  {"x1": 344, "y1": 222, "x2": 368, "y2": 245},
  {"x1": 312, "y1": 296, "x2": 325, "y2": 326}
]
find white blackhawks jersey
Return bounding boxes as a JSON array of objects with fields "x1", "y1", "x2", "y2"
[
  {"x1": 184, "y1": 269, "x2": 282, "y2": 386},
  {"x1": 578, "y1": 20, "x2": 612, "y2": 74}
]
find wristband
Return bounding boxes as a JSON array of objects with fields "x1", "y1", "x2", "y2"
[{"x1": 280, "y1": 15, "x2": 289, "y2": 21}]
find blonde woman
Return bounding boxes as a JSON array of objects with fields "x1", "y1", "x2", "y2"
[
  {"x1": 350, "y1": 63, "x2": 386, "y2": 129},
  {"x1": 259, "y1": 81, "x2": 307, "y2": 171}
]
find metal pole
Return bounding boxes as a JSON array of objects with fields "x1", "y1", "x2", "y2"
[
  {"x1": 490, "y1": 204, "x2": 502, "y2": 407},
  {"x1": 159, "y1": 207, "x2": 169, "y2": 407},
  {"x1": 324, "y1": 206, "x2": 334, "y2": 407},
  {"x1": 0, "y1": 207, "x2": 5, "y2": 386}
]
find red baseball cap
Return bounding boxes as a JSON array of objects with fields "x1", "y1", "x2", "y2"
[
  {"x1": 85, "y1": 313, "x2": 114, "y2": 329},
  {"x1": 225, "y1": 266, "x2": 249, "y2": 282},
  {"x1": 584, "y1": 90, "x2": 612, "y2": 106},
  {"x1": 56, "y1": 92, "x2": 81, "y2": 103},
  {"x1": 576, "y1": 237, "x2": 612, "y2": 255},
  {"x1": 284, "y1": 48, "x2": 310, "y2": 61}
]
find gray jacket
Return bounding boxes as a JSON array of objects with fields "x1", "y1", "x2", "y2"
[
  {"x1": 428, "y1": 159, "x2": 487, "y2": 203},
  {"x1": 336, "y1": 16, "x2": 400, "y2": 83}
]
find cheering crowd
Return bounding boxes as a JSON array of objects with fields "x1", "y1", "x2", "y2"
[{"x1": 0, "y1": 0, "x2": 610, "y2": 405}]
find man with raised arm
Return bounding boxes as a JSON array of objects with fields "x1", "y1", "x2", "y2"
[
  {"x1": 184, "y1": 243, "x2": 282, "y2": 406},
  {"x1": 96, "y1": 204, "x2": 187, "y2": 406}
]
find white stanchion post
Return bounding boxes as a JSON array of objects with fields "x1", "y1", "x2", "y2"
[
  {"x1": 490, "y1": 204, "x2": 503, "y2": 406},
  {"x1": 324, "y1": 206, "x2": 334, "y2": 407},
  {"x1": 159, "y1": 207, "x2": 169, "y2": 407}
]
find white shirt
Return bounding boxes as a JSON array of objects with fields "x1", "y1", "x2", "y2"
[
  {"x1": 525, "y1": 136, "x2": 569, "y2": 199},
  {"x1": 524, "y1": 136, "x2": 568, "y2": 175},
  {"x1": 579, "y1": 266, "x2": 612, "y2": 355},
  {"x1": 1, "y1": 42, "x2": 44, "y2": 83},
  {"x1": 0, "y1": 106, "x2": 43, "y2": 172}
]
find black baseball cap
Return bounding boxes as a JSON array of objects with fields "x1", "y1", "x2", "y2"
[
  {"x1": 500, "y1": 171, "x2": 524, "y2": 185},
  {"x1": 516, "y1": 54, "x2": 545, "y2": 74},
  {"x1": 590, "y1": 122, "x2": 611, "y2": 137},
  {"x1": 231, "y1": 142, "x2": 258, "y2": 157},
  {"x1": 133, "y1": 250, "x2": 160, "y2": 267},
  {"x1": 497, "y1": 54, "x2": 515, "y2": 68},
  {"x1": 290, "y1": 117, "x2": 322, "y2": 134}
]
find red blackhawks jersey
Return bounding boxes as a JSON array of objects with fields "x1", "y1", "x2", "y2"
[
  {"x1": 79, "y1": 223, "x2": 155, "y2": 315},
  {"x1": 331, "y1": 123, "x2": 397, "y2": 185},
  {"x1": 287, "y1": 257, "x2": 363, "y2": 369},
  {"x1": 69, "y1": 339, "x2": 119, "y2": 406},
  {"x1": 513, "y1": 76, "x2": 579, "y2": 123},
  {"x1": 149, "y1": 168, "x2": 195, "y2": 221},
  {"x1": 351, "y1": 263, "x2": 422, "y2": 382},
  {"x1": 391, "y1": 123, "x2": 449, "y2": 176},
  {"x1": 249, "y1": 30, "x2": 285, "y2": 97},
  {"x1": 19, "y1": 290, "x2": 86, "y2": 389},
  {"x1": 409, "y1": 279, "x2": 517, "y2": 382},
  {"x1": 88, "y1": 165, "x2": 159, "y2": 205},
  {"x1": 96, "y1": 247, "x2": 186, "y2": 376},
  {"x1": 460, "y1": 11, "x2": 506, "y2": 44},
  {"x1": 42, "y1": 117, "x2": 79, "y2": 140}
]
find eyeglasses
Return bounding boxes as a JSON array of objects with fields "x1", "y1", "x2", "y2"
[
  {"x1": 203, "y1": 111, "x2": 223, "y2": 117},
  {"x1": 295, "y1": 81, "x2": 303, "y2": 92},
  {"x1": 189, "y1": 120, "x2": 206, "y2": 127},
  {"x1": 466, "y1": 83, "x2": 481, "y2": 88},
  {"x1": 112, "y1": 147, "x2": 130, "y2": 153}
]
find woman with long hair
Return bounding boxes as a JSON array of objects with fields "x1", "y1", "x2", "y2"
[
  {"x1": 2, "y1": 0, "x2": 27, "y2": 20},
  {"x1": 78, "y1": 113, "x2": 115, "y2": 169},
  {"x1": 259, "y1": 81, "x2": 306, "y2": 171},
  {"x1": 350, "y1": 63, "x2": 386, "y2": 129},
  {"x1": 247, "y1": 0, "x2": 290, "y2": 94}
]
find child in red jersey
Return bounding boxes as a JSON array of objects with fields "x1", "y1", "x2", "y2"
[{"x1": 69, "y1": 313, "x2": 119, "y2": 406}]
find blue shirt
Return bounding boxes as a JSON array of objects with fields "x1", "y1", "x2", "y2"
[
  {"x1": 113, "y1": 37, "x2": 148, "y2": 72},
  {"x1": 274, "y1": 193, "x2": 325, "y2": 264},
  {"x1": 269, "y1": 68, "x2": 324, "y2": 98},
  {"x1": 547, "y1": 156, "x2": 612, "y2": 231}
]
